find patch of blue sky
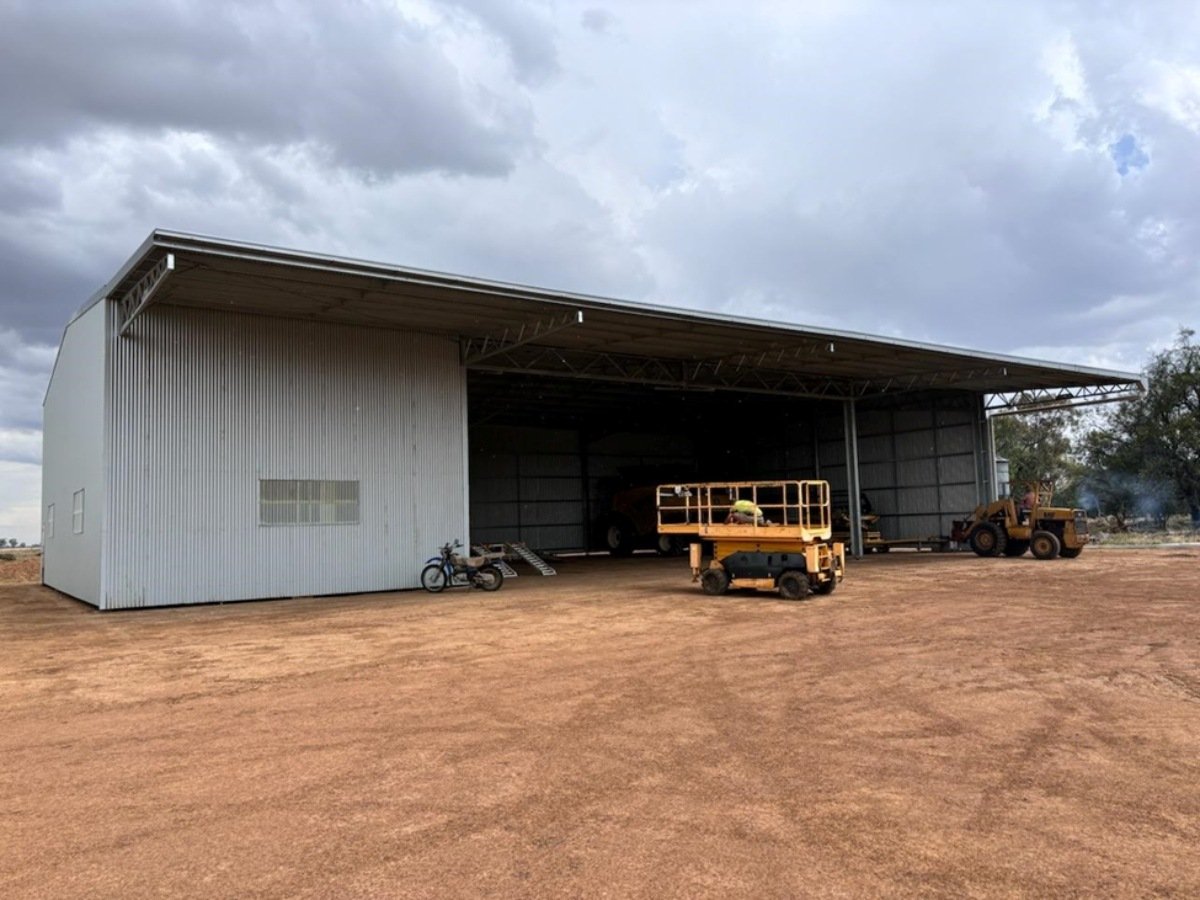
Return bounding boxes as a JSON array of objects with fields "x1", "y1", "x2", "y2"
[{"x1": 1110, "y1": 134, "x2": 1149, "y2": 176}]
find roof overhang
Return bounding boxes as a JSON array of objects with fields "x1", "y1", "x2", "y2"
[{"x1": 81, "y1": 229, "x2": 1144, "y2": 411}]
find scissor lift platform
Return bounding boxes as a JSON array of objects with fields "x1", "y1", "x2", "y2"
[{"x1": 656, "y1": 480, "x2": 845, "y2": 599}]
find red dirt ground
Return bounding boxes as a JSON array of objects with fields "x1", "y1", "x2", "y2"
[
  {"x1": 0, "y1": 551, "x2": 40, "y2": 585},
  {"x1": 2, "y1": 549, "x2": 1199, "y2": 898}
]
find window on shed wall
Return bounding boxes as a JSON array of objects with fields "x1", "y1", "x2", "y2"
[
  {"x1": 71, "y1": 490, "x2": 84, "y2": 534},
  {"x1": 259, "y1": 480, "x2": 359, "y2": 526},
  {"x1": 46, "y1": 504, "x2": 55, "y2": 540}
]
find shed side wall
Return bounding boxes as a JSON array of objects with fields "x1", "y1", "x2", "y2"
[
  {"x1": 104, "y1": 306, "x2": 466, "y2": 609},
  {"x1": 41, "y1": 301, "x2": 107, "y2": 606}
]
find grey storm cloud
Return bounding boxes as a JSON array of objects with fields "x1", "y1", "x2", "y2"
[
  {"x1": 0, "y1": 235, "x2": 101, "y2": 344},
  {"x1": 0, "y1": 326, "x2": 56, "y2": 435},
  {"x1": 0, "y1": 0, "x2": 540, "y2": 178},
  {"x1": 2, "y1": 0, "x2": 1200, "y2": 540}
]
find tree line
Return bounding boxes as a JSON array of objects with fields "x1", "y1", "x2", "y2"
[{"x1": 995, "y1": 329, "x2": 1199, "y2": 529}]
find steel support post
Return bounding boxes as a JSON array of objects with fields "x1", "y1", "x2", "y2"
[
  {"x1": 972, "y1": 396, "x2": 994, "y2": 506},
  {"x1": 985, "y1": 411, "x2": 999, "y2": 502},
  {"x1": 842, "y1": 399, "x2": 863, "y2": 558}
]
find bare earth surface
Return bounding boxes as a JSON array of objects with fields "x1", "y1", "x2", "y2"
[
  {"x1": 2, "y1": 549, "x2": 1199, "y2": 899},
  {"x1": 0, "y1": 551, "x2": 40, "y2": 585}
]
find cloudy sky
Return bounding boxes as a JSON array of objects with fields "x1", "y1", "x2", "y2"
[{"x1": 1, "y1": 0, "x2": 1198, "y2": 542}]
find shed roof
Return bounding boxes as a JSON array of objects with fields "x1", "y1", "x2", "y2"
[{"x1": 85, "y1": 229, "x2": 1142, "y2": 411}]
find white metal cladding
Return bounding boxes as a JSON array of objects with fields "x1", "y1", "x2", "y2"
[
  {"x1": 41, "y1": 301, "x2": 108, "y2": 606},
  {"x1": 104, "y1": 305, "x2": 466, "y2": 609}
]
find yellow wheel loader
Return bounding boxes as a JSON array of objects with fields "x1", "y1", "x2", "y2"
[
  {"x1": 656, "y1": 480, "x2": 845, "y2": 599},
  {"x1": 951, "y1": 481, "x2": 1089, "y2": 560}
]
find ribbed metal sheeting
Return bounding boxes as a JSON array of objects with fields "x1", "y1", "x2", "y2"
[
  {"x1": 471, "y1": 425, "x2": 585, "y2": 550},
  {"x1": 819, "y1": 395, "x2": 980, "y2": 539},
  {"x1": 104, "y1": 305, "x2": 465, "y2": 609},
  {"x1": 719, "y1": 418, "x2": 816, "y2": 482},
  {"x1": 470, "y1": 426, "x2": 697, "y2": 551},
  {"x1": 40, "y1": 300, "x2": 108, "y2": 605},
  {"x1": 585, "y1": 429, "x2": 696, "y2": 546}
]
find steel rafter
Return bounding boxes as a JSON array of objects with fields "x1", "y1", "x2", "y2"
[
  {"x1": 858, "y1": 364, "x2": 1014, "y2": 394},
  {"x1": 465, "y1": 342, "x2": 1145, "y2": 407},
  {"x1": 461, "y1": 309, "x2": 584, "y2": 366},
  {"x1": 116, "y1": 253, "x2": 175, "y2": 337},
  {"x1": 465, "y1": 344, "x2": 861, "y2": 400},
  {"x1": 985, "y1": 382, "x2": 1143, "y2": 415},
  {"x1": 704, "y1": 339, "x2": 840, "y2": 369}
]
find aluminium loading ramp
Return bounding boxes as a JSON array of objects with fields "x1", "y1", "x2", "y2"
[
  {"x1": 512, "y1": 543, "x2": 557, "y2": 576},
  {"x1": 471, "y1": 542, "x2": 557, "y2": 576},
  {"x1": 473, "y1": 546, "x2": 518, "y2": 577}
]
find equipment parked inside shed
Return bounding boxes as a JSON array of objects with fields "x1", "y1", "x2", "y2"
[
  {"x1": 952, "y1": 481, "x2": 1089, "y2": 559},
  {"x1": 831, "y1": 490, "x2": 952, "y2": 553},
  {"x1": 832, "y1": 490, "x2": 888, "y2": 552},
  {"x1": 601, "y1": 485, "x2": 687, "y2": 556},
  {"x1": 656, "y1": 480, "x2": 845, "y2": 599}
]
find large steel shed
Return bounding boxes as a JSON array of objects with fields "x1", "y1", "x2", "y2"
[{"x1": 41, "y1": 230, "x2": 1141, "y2": 609}]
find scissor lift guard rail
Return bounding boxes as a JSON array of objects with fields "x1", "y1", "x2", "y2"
[{"x1": 656, "y1": 480, "x2": 845, "y2": 599}]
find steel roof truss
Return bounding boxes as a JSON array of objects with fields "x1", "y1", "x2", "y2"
[
  {"x1": 467, "y1": 344, "x2": 861, "y2": 400},
  {"x1": 985, "y1": 382, "x2": 1143, "y2": 415},
  {"x1": 461, "y1": 309, "x2": 584, "y2": 365},
  {"x1": 862, "y1": 363, "x2": 1014, "y2": 393},
  {"x1": 116, "y1": 253, "x2": 175, "y2": 337}
]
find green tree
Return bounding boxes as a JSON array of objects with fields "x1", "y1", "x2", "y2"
[
  {"x1": 993, "y1": 407, "x2": 1082, "y2": 505},
  {"x1": 1079, "y1": 427, "x2": 1152, "y2": 528},
  {"x1": 1081, "y1": 328, "x2": 1200, "y2": 527}
]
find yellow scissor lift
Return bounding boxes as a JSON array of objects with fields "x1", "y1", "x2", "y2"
[{"x1": 656, "y1": 480, "x2": 846, "y2": 599}]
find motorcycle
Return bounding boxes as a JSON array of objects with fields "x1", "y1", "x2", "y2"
[{"x1": 420, "y1": 540, "x2": 504, "y2": 593}]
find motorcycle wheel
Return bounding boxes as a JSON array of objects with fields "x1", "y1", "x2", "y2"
[
  {"x1": 420, "y1": 563, "x2": 448, "y2": 593},
  {"x1": 474, "y1": 564, "x2": 504, "y2": 591}
]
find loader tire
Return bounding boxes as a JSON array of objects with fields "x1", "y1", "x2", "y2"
[
  {"x1": 970, "y1": 522, "x2": 1006, "y2": 557},
  {"x1": 1003, "y1": 539, "x2": 1029, "y2": 557},
  {"x1": 1031, "y1": 530, "x2": 1061, "y2": 560},
  {"x1": 1058, "y1": 546, "x2": 1083, "y2": 559}
]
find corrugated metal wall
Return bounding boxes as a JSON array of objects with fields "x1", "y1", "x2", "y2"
[
  {"x1": 41, "y1": 301, "x2": 108, "y2": 606},
  {"x1": 585, "y1": 430, "x2": 696, "y2": 544},
  {"x1": 817, "y1": 394, "x2": 982, "y2": 539},
  {"x1": 470, "y1": 426, "x2": 584, "y2": 549},
  {"x1": 469, "y1": 426, "x2": 696, "y2": 550},
  {"x1": 104, "y1": 305, "x2": 466, "y2": 609},
  {"x1": 701, "y1": 412, "x2": 817, "y2": 482},
  {"x1": 468, "y1": 393, "x2": 986, "y2": 550}
]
